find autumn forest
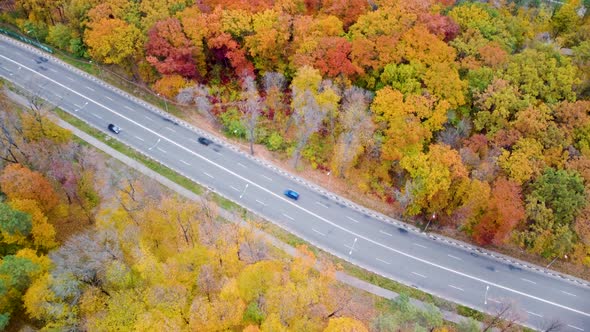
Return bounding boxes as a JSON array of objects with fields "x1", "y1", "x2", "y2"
[{"x1": 1, "y1": 0, "x2": 590, "y2": 329}]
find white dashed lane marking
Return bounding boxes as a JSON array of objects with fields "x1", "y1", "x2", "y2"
[
  {"x1": 134, "y1": 136, "x2": 144, "y2": 141},
  {"x1": 105, "y1": 96, "x2": 113, "y2": 101},
  {"x1": 156, "y1": 147, "x2": 167, "y2": 154},
  {"x1": 203, "y1": 172, "x2": 214, "y2": 179},
  {"x1": 255, "y1": 199, "x2": 266, "y2": 206},
  {"x1": 521, "y1": 278, "x2": 537, "y2": 285},
  {"x1": 4, "y1": 53, "x2": 589, "y2": 320},
  {"x1": 66, "y1": 76, "x2": 74, "y2": 81},
  {"x1": 568, "y1": 325, "x2": 584, "y2": 331},
  {"x1": 376, "y1": 258, "x2": 390, "y2": 265},
  {"x1": 449, "y1": 285, "x2": 464, "y2": 292},
  {"x1": 346, "y1": 216, "x2": 359, "y2": 223},
  {"x1": 261, "y1": 175, "x2": 273, "y2": 181},
  {"x1": 180, "y1": 160, "x2": 190, "y2": 165},
  {"x1": 85, "y1": 86, "x2": 95, "y2": 91},
  {"x1": 562, "y1": 291, "x2": 577, "y2": 297},
  {"x1": 230, "y1": 186, "x2": 240, "y2": 192},
  {"x1": 238, "y1": 162, "x2": 247, "y2": 168},
  {"x1": 165, "y1": 127, "x2": 176, "y2": 132},
  {"x1": 144, "y1": 116, "x2": 155, "y2": 122},
  {"x1": 312, "y1": 228, "x2": 325, "y2": 236},
  {"x1": 413, "y1": 243, "x2": 428, "y2": 249},
  {"x1": 412, "y1": 272, "x2": 426, "y2": 278},
  {"x1": 448, "y1": 254, "x2": 462, "y2": 261},
  {"x1": 49, "y1": 68, "x2": 57, "y2": 73},
  {"x1": 316, "y1": 201, "x2": 329, "y2": 208},
  {"x1": 379, "y1": 230, "x2": 392, "y2": 236},
  {"x1": 526, "y1": 311, "x2": 543, "y2": 318},
  {"x1": 124, "y1": 105, "x2": 134, "y2": 111},
  {"x1": 282, "y1": 213, "x2": 294, "y2": 221},
  {"x1": 91, "y1": 113, "x2": 102, "y2": 119}
]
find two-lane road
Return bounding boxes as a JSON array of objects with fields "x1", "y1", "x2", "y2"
[{"x1": 1, "y1": 36, "x2": 589, "y2": 330}]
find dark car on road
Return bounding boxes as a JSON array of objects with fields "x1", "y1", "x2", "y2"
[
  {"x1": 108, "y1": 124, "x2": 121, "y2": 134},
  {"x1": 284, "y1": 189, "x2": 299, "y2": 200},
  {"x1": 198, "y1": 137, "x2": 212, "y2": 145}
]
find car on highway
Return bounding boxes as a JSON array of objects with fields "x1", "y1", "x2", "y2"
[
  {"x1": 284, "y1": 189, "x2": 299, "y2": 200},
  {"x1": 108, "y1": 124, "x2": 121, "y2": 134},
  {"x1": 198, "y1": 137, "x2": 212, "y2": 145}
]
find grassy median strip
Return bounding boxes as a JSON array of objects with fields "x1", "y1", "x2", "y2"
[{"x1": 54, "y1": 109, "x2": 203, "y2": 195}]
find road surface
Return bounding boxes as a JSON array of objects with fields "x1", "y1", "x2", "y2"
[{"x1": 1, "y1": 36, "x2": 589, "y2": 330}]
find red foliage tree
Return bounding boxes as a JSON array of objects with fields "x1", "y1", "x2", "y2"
[
  {"x1": 419, "y1": 13, "x2": 460, "y2": 42},
  {"x1": 0, "y1": 163, "x2": 60, "y2": 214},
  {"x1": 473, "y1": 177, "x2": 525, "y2": 246},
  {"x1": 199, "y1": 0, "x2": 273, "y2": 12},
  {"x1": 145, "y1": 18, "x2": 200, "y2": 79},
  {"x1": 306, "y1": 37, "x2": 361, "y2": 78},
  {"x1": 320, "y1": 0, "x2": 370, "y2": 28},
  {"x1": 208, "y1": 33, "x2": 255, "y2": 78}
]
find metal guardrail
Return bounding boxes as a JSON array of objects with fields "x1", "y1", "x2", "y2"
[{"x1": 0, "y1": 27, "x2": 53, "y2": 54}]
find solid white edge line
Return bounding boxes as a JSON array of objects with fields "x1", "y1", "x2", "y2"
[
  {"x1": 4, "y1": 54, "x2": 589, "y2": 319},
  {"x1": 568, "y1": 325, "x2": 584, "y2": 331}
]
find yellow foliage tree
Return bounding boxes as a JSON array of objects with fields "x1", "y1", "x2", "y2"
[
  {"x1": 9, "y1": 199, "x2": 57, "y2": 250},
  {"x1": 324, "y1": 317, "x2": 368, "y2": 332},
  {"x1": 84, "y1": 18, "x2": 142, "y2": 65}
]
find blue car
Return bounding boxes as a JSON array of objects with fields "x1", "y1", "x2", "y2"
[{"x1": 284, "y1": 189, "x2": 299, "y2": 200}]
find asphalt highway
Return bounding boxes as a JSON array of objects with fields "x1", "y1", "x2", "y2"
[{"x1": 1, "y1": 36, "x2": 589, "y2": 330}]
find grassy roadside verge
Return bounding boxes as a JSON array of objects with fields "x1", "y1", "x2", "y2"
[{"x1": 54, "y1": 109, "x2": 204, "y2": 196}]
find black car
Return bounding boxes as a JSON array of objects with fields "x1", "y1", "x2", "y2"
[
  {"x1": 197, "y1": 137, "x2": 212, "y2": 145},
  {"x1": 108, "y1": 124, "x2": 121, "y2": 134}
]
